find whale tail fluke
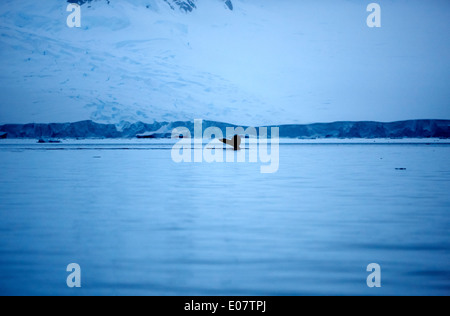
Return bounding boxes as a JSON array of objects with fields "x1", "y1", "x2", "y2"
[{"x1": 220, "y1": 135, "x2": 241, "y2": 150}]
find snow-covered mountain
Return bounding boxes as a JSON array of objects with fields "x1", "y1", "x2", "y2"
[
  {"x1": 0, "y1": 0, "x2": 449, "y2": 125},
  {"x1": 0, "y1": 0, "x2": 272, "y2": 125},
  {"x1": 162, "y1": 0, "x2": 233, "y2": 12},
  {"x1": 68, "y1": 0, "x2": 233, "y2": 12}
]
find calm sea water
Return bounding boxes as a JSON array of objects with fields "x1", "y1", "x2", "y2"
[{"x1": 0, "y1": 140, "x2": 449, "y2": 296}]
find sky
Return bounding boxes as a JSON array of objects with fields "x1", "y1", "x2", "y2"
[{"x1": 0, "y1": 0, "x2": 449, "y2": 125}]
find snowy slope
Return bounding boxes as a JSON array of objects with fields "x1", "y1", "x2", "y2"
[
  {"x1": 0, "y1": 0, "x2": 449, "y2": 125},
  {"x1": 0, "y1": 0, "x2": 274, "y2": 125}
]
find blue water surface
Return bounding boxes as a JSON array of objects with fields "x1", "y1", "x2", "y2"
[{"x1": 0, "y1": 141, "x2": 449, "y2": 295}]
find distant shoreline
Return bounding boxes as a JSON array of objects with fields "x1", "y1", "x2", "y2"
[{"x1": 0, "y1": 119, "x2": 449, "y2": 139}]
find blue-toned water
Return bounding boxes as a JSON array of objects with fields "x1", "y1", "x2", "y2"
[{"x1": 0, "y1": 140, "x2": 449, "y2": 296}]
